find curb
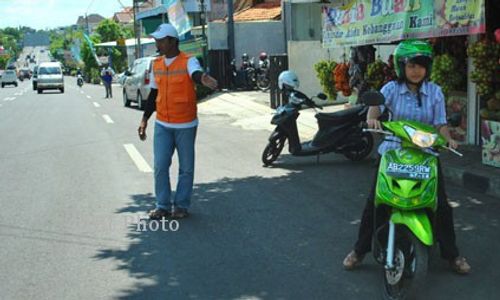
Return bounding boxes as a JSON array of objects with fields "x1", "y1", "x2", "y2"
[{"x1": 442, "y1": 164, "x2": 500, "y2": 199}]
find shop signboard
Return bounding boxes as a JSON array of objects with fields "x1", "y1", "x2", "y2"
[
  {"x1": 322, "y1": 0, "x2": 486, "y2": 48},
  {"x1": 481, "y1": 120, "x2": 500, "y2": 168}
]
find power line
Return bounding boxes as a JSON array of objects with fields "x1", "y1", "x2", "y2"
[{"x1": 86, "y1": 0, "x2": 96, "y2": 14}]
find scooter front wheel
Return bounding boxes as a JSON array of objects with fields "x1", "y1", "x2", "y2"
[
  {"x1": 262, "y1": 135, "x2": 286, "y2": 166},
  {"x1": 381, "y1": 228, "x2": 428, "y2": 300}
]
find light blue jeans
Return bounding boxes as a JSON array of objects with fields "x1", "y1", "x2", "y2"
[{"x1": 153, "y1": 123, "x2": 197, "y2": 210}]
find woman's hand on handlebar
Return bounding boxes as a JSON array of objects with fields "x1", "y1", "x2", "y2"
[{"x1": 367, "y1": 119, "x2": 382, "y2": 130}]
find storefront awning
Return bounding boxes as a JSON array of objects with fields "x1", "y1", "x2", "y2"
[
  {"x1": 95, "y1": 38, "x2": 155, "y2": 47},
  {"x1": 136, "y1": 5, "x2": 168, "y2": 20}
]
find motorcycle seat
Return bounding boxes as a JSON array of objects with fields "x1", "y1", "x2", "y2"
[{"x1": 316, "y1": 105, "x2": 365, "y2": 123}]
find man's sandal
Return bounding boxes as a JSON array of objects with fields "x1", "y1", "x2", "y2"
[
  {"x1": 171, "y1": 208, "x2": 189, "y2": 219},
  {"x1": 148, "y1": 208, "x2": 171, "y2": 220}
]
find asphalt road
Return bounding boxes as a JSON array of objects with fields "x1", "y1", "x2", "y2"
[{"x1": 0, "y1": 78, "x2": 499, "y2": 300}]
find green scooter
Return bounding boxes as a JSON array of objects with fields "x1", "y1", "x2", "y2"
[{"x1": 362, "y1": 91, "x2": 462, "y2": 300}]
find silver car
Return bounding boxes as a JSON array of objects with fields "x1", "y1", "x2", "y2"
[{"x1": 122, "y1": 56, "x2": 155, "y2": 110}]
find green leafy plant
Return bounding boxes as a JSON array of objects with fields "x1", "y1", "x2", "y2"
[{"x1": 314, "y1": 60, "x2": 337, "y2": 100}]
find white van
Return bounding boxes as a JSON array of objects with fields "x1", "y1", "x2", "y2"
[{"x1": 37, "y1": 62, "x2": 64, "y2": 93}]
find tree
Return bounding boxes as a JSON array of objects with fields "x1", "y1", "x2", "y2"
[{"x1": 95, "y1": 19, "x2": 123, "y2": 42}]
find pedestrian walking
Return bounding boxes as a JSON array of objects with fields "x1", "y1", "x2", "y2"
[{"x1": 101, "y1": 66, "x2": 114, "y2": 98}]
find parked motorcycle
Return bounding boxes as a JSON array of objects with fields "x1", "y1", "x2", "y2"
[
  {"x1": 362, "y1": 91, "x2": 463, "y2": 300},
  {"x1": 261, "y1": 71, "x2": 373, "y2": 166},
  {"x1": 77, "y1": 74, "x2": 84, "y2": 87},
  {"x1": 256, "y1": 52, "x2": 270, "y2": 91}
]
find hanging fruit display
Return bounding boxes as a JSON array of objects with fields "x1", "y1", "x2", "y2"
[
  {"x1": 480, "y1": 91, "x2": 500, "y2": 121},
  {"x1": 366, "y1": 56, "x2": 396, "y2": 91},
  {"x1": 467, "y1": 39, "x2": 500, "y2": 97},
  {"x1": 334, "y1": 62, "x2": 351, "y2": 96},
  {"x1": 314, "y1": 60, "x2": 337, "y2": 100},
  {"x1": 430, "y1": 54, "x2": 461, "y2": 97},
  {"x1": 366, "y1": 60, "x2": 385, "y2": 90}
]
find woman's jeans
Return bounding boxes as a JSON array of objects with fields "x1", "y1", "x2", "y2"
[
  {"x1": 354, "y1": 159, "x2": 459, "y2": 260},
  {"x1": 154, "y1": 123, "x2": 197, "y2": 210}
]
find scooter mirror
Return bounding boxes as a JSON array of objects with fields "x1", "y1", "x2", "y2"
[
  {"x1": 317, "y1": 93, "x2": 327, "y2": 100},
  {"x1": 448, "y1": 112, "x2": 462, "y2": 127},
  {"x1": 360, "y1": 90, "x2": 385, "y2": 106}
]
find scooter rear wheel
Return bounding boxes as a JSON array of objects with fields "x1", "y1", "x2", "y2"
[
  {"x1": 262, "y1": 134, "x2": 286, "y2": 166},
  {"x1": 343, "y1": 132, "x2": 374, "y2": 161}
]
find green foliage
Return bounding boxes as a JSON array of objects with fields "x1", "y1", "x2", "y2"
[
  {"x1": 0, "y1": 55, "x2": 11, "y2": 69},
  {"x1": 95, "y1": 19, "x2": 123, "y2": 42},
  {"x1": 314, "y1": 60, "x2": 337, "y2": 100},
  {"x1": 111, "y1": 48, "x2": 127, "y2": 73},
  {"x1": 90, "y1": 68, "x2": 101, "y2": 84}
]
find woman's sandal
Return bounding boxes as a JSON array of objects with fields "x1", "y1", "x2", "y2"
[
  {"x1": 148, "y1": 208, "x2": 171, "y2": 220},
  {"x1": 450, "y1": 256, "x2": 471, "y2": 274}
]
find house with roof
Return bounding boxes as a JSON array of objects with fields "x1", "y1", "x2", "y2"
[
  {"x1": 113, "y1": 7, "x2": 134, "y2": 25},
  {"x1": 76, "y1": 14, "x2": 106, "y2": 35}
]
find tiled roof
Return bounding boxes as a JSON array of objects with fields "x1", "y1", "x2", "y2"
[
  {"x1": 114, "y1": 12, "x2": 133, "y2": 24},
  {"x1": 233, "y1": 3, "x2": 281, "y2": 22}
]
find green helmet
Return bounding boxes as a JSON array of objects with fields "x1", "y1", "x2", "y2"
[{"x1": 393, "y1": 40, "x2": 433, "y2": 79}]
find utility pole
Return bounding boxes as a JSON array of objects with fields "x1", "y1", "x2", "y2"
[
  {"x1": 199, "y1": 0, "x2": 208, "y2": 69},
  {"x1": 227, "y1": 0, "x2": 235, "y2": 61},
  {"x1": 133, "y1": 0, "x2": 142, "y2": 59},
  {"x1": 85, "y1": 13, "x2": 90, "y2": 35}
]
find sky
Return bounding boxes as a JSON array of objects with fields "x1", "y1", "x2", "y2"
[{"x1": 0, "y1": 0, "x2": 134, "y2": 30}]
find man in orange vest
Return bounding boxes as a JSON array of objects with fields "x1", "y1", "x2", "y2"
[{"x1": 138, "y1": 23, "x2": 217, "y2": 219}]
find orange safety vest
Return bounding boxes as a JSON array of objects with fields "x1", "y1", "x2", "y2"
[{"x1": 152, "y1": 52, "x2": 197, "y2": 123}]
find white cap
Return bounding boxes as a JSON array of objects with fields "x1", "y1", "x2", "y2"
[{"x1": 150, "y1": 23, "x2": 179, "y2": 40}]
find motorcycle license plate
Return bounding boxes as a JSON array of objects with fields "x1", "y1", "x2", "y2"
[{"x1": 386, "y1": 162, "x2": 431, "y2": 180}]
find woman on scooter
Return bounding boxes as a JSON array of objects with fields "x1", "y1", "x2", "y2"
[{"x1": 342, "y1": 40, "x2": 471, "y2": 274}]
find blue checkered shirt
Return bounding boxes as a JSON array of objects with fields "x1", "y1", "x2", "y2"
[{"x1": 378, "y1": 80, "x2": 448, "y2": 155}]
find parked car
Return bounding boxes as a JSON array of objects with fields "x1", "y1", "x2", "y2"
[
  {"x1": 32, "y1": 65, "x2": 39, "y2": 90},
  {"x1": 1, "y1": 70, "x2": 18, "y2": 88},
  {"x1": 37, "y1": 62, "x2": 64, "y2": 94},
  {"x1": 122, "y1": 56, "x2": 155, "y2": 110}
]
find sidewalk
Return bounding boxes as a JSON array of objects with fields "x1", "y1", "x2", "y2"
[{"x1": 199, "y1": 90, "x2": 500, "y2": 199}]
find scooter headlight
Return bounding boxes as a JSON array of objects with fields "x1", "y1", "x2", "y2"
[{"x1": 404, "y1": 125, "x2": 437, "y2": 148}]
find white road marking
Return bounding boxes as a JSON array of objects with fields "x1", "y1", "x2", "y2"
[
  {"x1": 3, "y1": 97, "x2": 15, "y2": 101},
  {"x1": 93, "y1": 102, "x2": 101, "y2": 107},
  {"x1": 80, "y1": 91, "x2": 84, "y2": 94},
  {"x1": 102, "y1": 114, "x2": 114, "y2": 123},
  {"x1": 123, "y1": 144, "x2": 153, "y2": 173},
  {"x1": 86, "y1": 95, "x2": 91, "y2": 99},
  {"x1": 14, "y1": 92, "x2": 22, "y2": 96}
]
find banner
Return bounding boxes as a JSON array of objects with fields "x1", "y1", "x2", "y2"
[
  {"x1": 322, "y1": 0, "x2": 485, "y2": 48},
  {"x1": 83, "y1": 33, "x2": 101, "y2": 66},
  {"x1": 164, "y1": 0, "x2": 192, "y2": 36}
]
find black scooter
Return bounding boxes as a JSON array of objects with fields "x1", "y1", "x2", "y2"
[{"x1": 262, "y1": 90, "x2": 373, "y2": 166}]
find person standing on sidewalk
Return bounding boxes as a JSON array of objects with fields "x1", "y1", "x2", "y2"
[
  {"x1": 342, "y1": 40, "x2": 471, "y2": 274},
  {"x1": 137, "y1": 23, "x2": 217, "y2": 219},
  {"x1": 101, "y1": 66, "x2": 114, "y2": 98}
]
